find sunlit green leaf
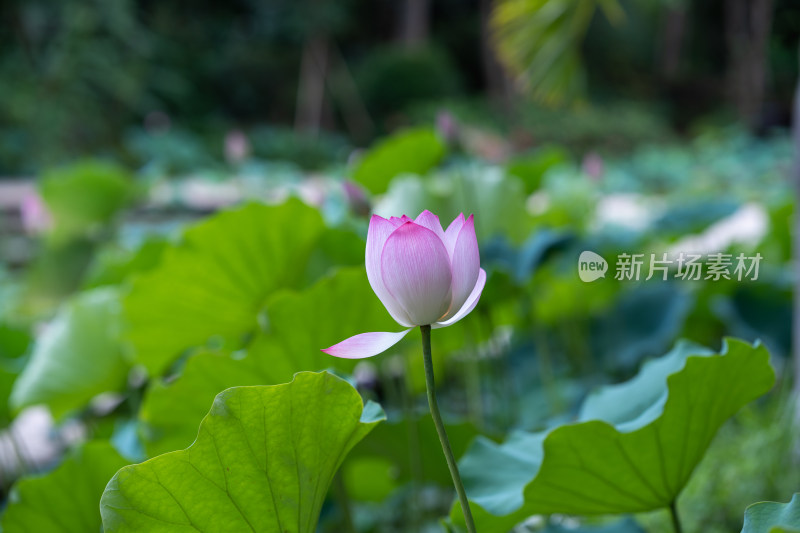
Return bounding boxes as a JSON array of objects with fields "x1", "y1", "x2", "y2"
[
  {"x1": 492, "y1": 0, "x2": 598, "y2": 105},
  {"x1": 1, "y1": 441, "x2": 128, "y2": 532},
  {"x1": 40, "y1": 160, "x2": 134, "y2": 243},
  {"x1": 139, "y1": 268, "x2": 396, "y2": 456},
  {"x1": 10, "y1": 288, "x2": 129, "y2": 418},
  {"x1": 101, "y1": 371, "x2": 384, "y2": 533},
  {"x1": 353, "y1": 128, "x2": 445, "y2": 194},
  {"x1": 450, "y1": 339, "x2": 775, "y2": 531},
  {"x1": 124, "y1": 200, "x2": 362, "y2": 375}
]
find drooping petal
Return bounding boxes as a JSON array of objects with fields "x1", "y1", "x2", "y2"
[
  {"x1": 433, "y1": 268, "x2": 486, "y2": 329},
  {"x1": 441, "y1": 214, "x2": 480, "y2": 321},
  {"x1": 322, "y1": 329, "x2": 412, "y2": 359},
  {"x1": 443, "y1": 213, "x2": 466, "y2": 257},
  {"x1": 389, "y1": 215, "x2": 413, "y2": 227},
  {"x1": 414, "y1": 210, "x2": 446, "y2": 243},
  {"x1": 381, "y1": 222, "x2": 453, "y2": 325},
  {"x1": 366, "y1": 215, "x2": 414, "y2": 327}
]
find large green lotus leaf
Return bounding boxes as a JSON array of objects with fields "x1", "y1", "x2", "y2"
[
  {"x1": 353, "y1": 127, "x2": 445, "y2": 194},
  {"x1": 577, "y1": 340, "x2": 713, "y2": 427},
  {"x1": 40, "y1": 160, "x2": 134, "y2": 243},
  {"x1": 139, "y1": 268, "x2": 397, "y2": 456},
  {"x1": 124, "y1": 200, "x2": 361, "y2": 375},
  {"x1": 101, "y1": 371, "x2": 384, "y2": 532},
  {"x1": 742, "y1": 494, "x2": 800, "y2": 533},
  {"x1": 1, "y1": 441, "x2": 128, "y2": 532},
  {"x1": 10, "y1": 288, "x2": 129, "y2": 418},
  {"x1": 449, "y1": 431, "x2": 547, "y2": 532},
  {"x1": 450, "y1": 339, "x2": 775, "y2": 531}
]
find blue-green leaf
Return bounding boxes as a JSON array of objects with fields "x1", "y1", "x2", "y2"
[
  {"x1": 742, "y1": 494, "x2": 800, "y2": 533},
  {"x1": 10, "y1": 288, "x2": 129, "y2": 418},
  {"x1": 450, "y1": 339, "x2": 775, "y2": 531}
]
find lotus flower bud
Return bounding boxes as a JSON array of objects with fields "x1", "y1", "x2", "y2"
[{"x1": 322, "y1": 210, "x2": 486, "y2": 359}]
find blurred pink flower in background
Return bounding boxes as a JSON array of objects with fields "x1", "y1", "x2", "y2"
[
  {"x1": 323, "y1": 210, "x2": 486, "y2": 358},
  {"x1": 20, "y1": 192, "x2": 52, "y2": 234},
  {"x1": 296, "y1": 177, "x2": 329, "y2": 207},
  {"x1": 582, "y1": 151, "x2": 604, "y2": 180},
  {"x1": 342, "y1": 180, "x2": 371, "y2": 217},
  {"x1": 224, "y1": 129, "x2": 251, "y2": 165},
  {"x1": 461, "y1": 126, "x2": 510, "y2": 163},
  {"x1": 436, "y1": 110, "x2": 459, "y2": 144}
]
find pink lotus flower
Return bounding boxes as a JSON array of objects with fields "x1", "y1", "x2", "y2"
[
  {"x1": 20, "y1": 191, "x2": 52, "y2": 234},
  {"x1": 322, "y1": 210, "x2": 486, "y2": 359}
]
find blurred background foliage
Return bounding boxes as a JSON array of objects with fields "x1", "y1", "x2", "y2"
[
  {"x1": 0, "y1": 0, "x2": 799, "y2": 531},
  {"x1": 0, "y1": 0, "x2": 797, "y2": 172}
]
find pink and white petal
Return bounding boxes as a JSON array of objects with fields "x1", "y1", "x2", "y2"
[
  {"x1": 443, "y1": 213, "x2": 466, "y2": 257},
  {"x1": 322, "y1": 329, "x2": 412, "y2": 359},
  {"x1": 433, "y1": 268, "x2": 486, "y2": 329},
  {"x1": 414, "y1": 210, "x2": 446, "y2": 242},
  {"x1": 389, "y1": 215, "x2": 413, "y2": 227},
  {"x1": 441, "y1": 214, "x2": 480, "y2": 320},
  {"x1": 381, "y1": 222, "x2": 453, "y2": 325},
  {"x1": 367, "y1": 216, "x2": 414, "y2": 326}
]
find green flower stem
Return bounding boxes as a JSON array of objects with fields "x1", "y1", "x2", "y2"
[
  {"x1": 420, "y1": 325, "x2": 477, "y2": 533},
  {"x1": 670, "y1": 499, "x2": 683, "y2": 533}
]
